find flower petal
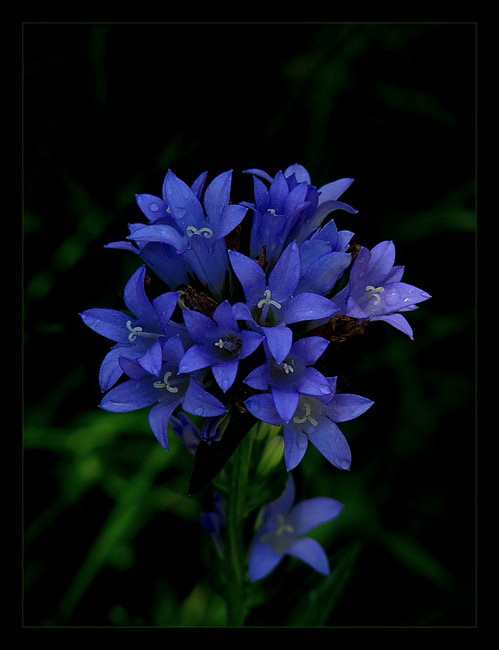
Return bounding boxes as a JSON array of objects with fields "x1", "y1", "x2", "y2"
[
  {"x1": 123, "y1": 265, "x2": 158, "y2": 327},
  {"x1": 318, "y1": 178, "x2": 354, "y2": 202},
  {"x1": 178, "y1": 343, "x2": 215, "y2": 374},
  {"x1": 182, "y1": 381, "x2": 227, "y2": 417},
  {"x1": 240, "y1": 329, "x2": 264, "y2": 359},
  {"x1": 306, "y1": 417, "x2": 351, "y2": 470},
  {"x1": 291, "y1": 336, "x2": 329, "y2": 365},
  {"x1": 127, "y1": 223, "x2": 186, "y2": 252},
  {"x1": 245, "y1": 393, "x2": 283, "y2": 426},
  {"x1": 282, "y1": 293, "x2": 337, "y2": 325},
  {"x1": 272, "y1": 387, "x2": 300, "y2": 422},
  {"x1": 162, "y1": 169, "x2": 205, "y2": 231},
  {"x1": 148, "y1": 401, "x2": 176, "y2": 450},
  {"x1": 137, "y1": 337, "x2": 164, "y2": 376},
  {"x1": 243, "y1": 363, "x2": 269, "y2": 390},
  {"x1": 99, "y1": 378, "x2": 157, "y2": 413},
  {"x1": 152, "y1": 291, "x2": 180, "y2": 333},
  {"x1": 229, "y1": 250, "x2": 266, "y2": 304},
  {"x1": 80, "y1": 308, "x2": 133, "y2": 344},
  {"x1": 261, "y1": 325, "x2": 293, "y2": 364},
  {"x1": 286, "y1": 537, "x2": 330, "y2": 575},
  {"x1": 268, "y1": 241, "x2": 300, "y2": 301},
  {"x1": 282, "y1": 423, "x2": 309, "y2": 471},
  {"x1": 212, "y1": 360, "x2": 239, "y2": 393},
  {"x1": 248, "y1": 540, "x2": 283, "y2": 581},
  {"x1": 288, "y1": 497, "x2": 343, "y2": 535},
  {"x1": 326, "y1": 393, "x2": 374, "y2": 422},
  {"x1": 182, "y1": 309, "x2": 216, "y2": 342}
]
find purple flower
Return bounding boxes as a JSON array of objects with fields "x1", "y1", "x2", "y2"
[
  {"x1": 245, "y1": 377, "x2": 373, "y2": 471},
  {"x1": 333, "y1": 240, "x2": 431, "y2": 339},
  {"x1": 229, "y1": 241, "x2": 338, "y2": 363},
  {"x1": 248, "y1": 476, "x2": 343, "y2": 581},
  {"x1": 243, "y1": 336, "x2": 332, "y2": 422},
  {"x1": 244, "y1": 164, "x2": 357, "y2": 268},
  {"x1": 125, "y1": 170, "x2": 247, "y2": 298},
  {"x1": 178, "y1": 300, "x2": 264, "y2": 393},
  {"x1": 80, "y1": 265, "x2": 181, "y2": 390},
  {"x1": 99, "y1": 335, "x2": 226, "y2": 450}
]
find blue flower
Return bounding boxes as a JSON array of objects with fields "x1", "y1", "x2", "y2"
[
  {"x1": 99, "y1": 335, "x2": 226, "y2": 450},
  {"x1": 229, "y1": 241, "x2": 338, "y2": 363},
  {"x1": 178, "y1": 300, "x2": 264, "y2": 393},
  {"x1": 243, "y1": 336, "x2": 332, "y2": 422},
  {"x1": 80, "y1": 265, "x2": 181, "y2": 390},
  {"x1": 248, "y1": 476, "x2": 343, "y2": 581},
  {"x1": 125, "y1": 170, "x2": 247, "y2": 298},
  {"x1": 244, "y1": 164, "x2": 357, "y2": 269},
  {"x1": 333, "y1": 240, "x2": 431, "y2": 339},
  {"x1": 245, "y1": 377, "x2": 373, "y2": 471}
]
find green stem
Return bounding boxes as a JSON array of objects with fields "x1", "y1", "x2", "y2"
[{"x1": 224, "y1": 430, "x2": 253, "y2": 626}]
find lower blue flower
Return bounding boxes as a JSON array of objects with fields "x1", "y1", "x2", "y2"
[{"x1": 248, "y1": 476, "x2": 343, "y2": 581}]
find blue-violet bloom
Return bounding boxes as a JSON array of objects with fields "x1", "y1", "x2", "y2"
[
  {"x1": 229, "y1": 241, "x2": 337, "y2": 363},
  {"x1": 243, "y1": 336, "x2": 332, "y2": 422},
  {"x1": 99, "y1": 335, "x2": 226, "y2": 450},
  {"x1": 333, "y1": 240, "x2": 431, "y2": 339},
  {"x1": 248, "y1": 476, "x2": 343, "y2": 581},
  {"x1": 80, "y1": 264, "x2": 181, "y2": 391},
  {"x1": 245, "y1": 377, "x2": 373, "y2": 471},
  {"x1": 178, "y1": 300, "x2": 264, "y2": 393}
]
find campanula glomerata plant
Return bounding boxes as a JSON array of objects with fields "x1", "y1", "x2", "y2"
[{"x1": 80, "y1": 164, "x2": 430, "y2": 625}]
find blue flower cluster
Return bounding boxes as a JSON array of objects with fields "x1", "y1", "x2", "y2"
[
  {"x1": 81, "y1": 164, "x2": 430, "y2": 471},
  {"x1": 81, "y1": 164, "x2": 430, "y2": 582}
]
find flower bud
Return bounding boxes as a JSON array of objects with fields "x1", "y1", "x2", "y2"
[{"x1": 255, "y1": 434, "x2": 284, "y2": 477}]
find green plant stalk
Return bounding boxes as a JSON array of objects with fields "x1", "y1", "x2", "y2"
[{"x1": 224, "y1": 429, "x2": 253, "y2": 626}]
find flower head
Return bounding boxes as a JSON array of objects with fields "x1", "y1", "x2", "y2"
[
  {"x1": 229, "y1": 241, "x2": 337, "y2": 363},
  {"x1": 333, "y1": 240, "x2": 431, "y2": 338},
  {"x1": 244, "y1": 164, "x2": 357, "y2": 269},
  {"x1": 99, "y1": 335, "x2": 226, "y2": 450},
  {"x1": 80, "y1": 264, "x2": 181, "y2": 390},
  {"x1": 178, "y1": 300, "x2": 264, "y2": 393},
  {"x1": 244, "y1": 336, "x2": 332, "y2": 422},
  {"x1": 245, "y1": 377, "x2": 373, "y2": 471},
  {"x1": 248, "y1": 476, "x2": 343, "y2": 581}
]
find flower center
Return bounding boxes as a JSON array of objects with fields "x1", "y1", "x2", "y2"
[
  {"x1": 153, "y1": 371, "x2": 179, "y2": 392},
  {"x1": 186, "y1": 226, "x2": 213, "y2": 238},
  {"x1": 293, "y1": 401, "x2": 318, "y2": 427},
  {"x1": 365, "y1": 285, "x2": 385, "y2": 305},
  {"x1": 282, "y1": 362, "x2": 294, "y2": 374},
  {"x1": 275, "y1": 514, "x2": 294, "y2": 536},
  {"x1": 257, "y1": 289, "x2": 282, "y2": 310},
  {"x1": 215, "y1": 338, "x2": 239, "y2": 352},
  {"x1": 126, "y1": 320, "x2": 143, "y2": 342}
]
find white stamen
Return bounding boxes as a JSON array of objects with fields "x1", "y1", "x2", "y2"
[
  {"x1": 257, "y1": 289, "x2": 282, "y2": 310},
  {"x1": 282, "y1": 363, "x2": 294, "y2": 374},
  {"x1": 126, "y1": 320, "x2": 143, "y2": 342},
  {"x1": 365, "y1": 285, "x2": 385, "y2": 305},
  {"x1": 293, "y1": 402, "x2": 318, "y2": 427},
  {"x1": 215, "y1": 338, "x2": 225, "y2": 348},
  {"x1": 275, "y1": 514, "x2": 294, "y2": 536},
  {"x1": 186, "y1": 226, "x2": 214, "y2": 238},
  {"x1": 153, "y1": 371, "x2": 178, "y2": 392},
  {"x1": 267, "y1": 208, "x2": 277, "y2": 215}
]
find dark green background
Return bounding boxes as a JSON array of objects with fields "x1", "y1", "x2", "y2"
[{"x1": 23, "y1": 22, "x2": 476, "y2": 628}]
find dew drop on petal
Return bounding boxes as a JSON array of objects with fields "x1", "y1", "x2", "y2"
[
  {"x1": 337, "y1": 459, "x2": 350, "y2": 470},
  {"x1": 149, "y1": 202, "x2": 159, "y2": 212},
  {"x1": 194, "y1": 407, "x2": 204, "y2": 416}
]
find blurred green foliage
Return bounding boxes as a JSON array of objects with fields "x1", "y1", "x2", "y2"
[{"x1": 23, "y1": 21, "x2": 475, "y2": 628}]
